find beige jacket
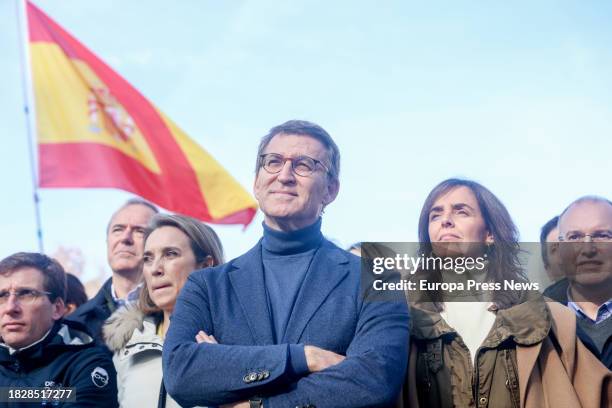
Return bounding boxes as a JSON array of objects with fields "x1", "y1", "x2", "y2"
[
  {"x1": 404, "y1": 300, "x2": 611, "y2": 408},
  {"x1": 103, "y1": 306, "x2": 194, "y2": 408},
  {"x1": 517, "y1": 302, "x2": 611, "y2": 408}
]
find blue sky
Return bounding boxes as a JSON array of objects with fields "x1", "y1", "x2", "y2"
[{"x1": 1, "y1": 0, "x2": 611, "y2": 281}]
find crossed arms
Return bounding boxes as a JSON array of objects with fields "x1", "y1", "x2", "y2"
[{"x1": 162, "y1": 273, "x2": 410, "y2": 408}]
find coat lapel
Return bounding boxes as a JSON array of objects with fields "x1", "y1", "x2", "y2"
[
  {"x1": 517, "y1": 342, "x2": 542, "y2": 408},
  {"x1": 229, "y1": 241, "x2": 275, "y2": 345},
  {"x1": 283, "y1": 241, "x2": 350, "y2": 344}
]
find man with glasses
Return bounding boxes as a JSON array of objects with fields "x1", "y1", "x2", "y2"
[
  {"x1": 543, "y1": 196, "x2": 612, "y2": 369},
  {"x1": 163, "y1": 120, "x2": 410, "y2": 408},
  {"x1": 0, "y1": 252, "x2": 118, "y2": 406}
]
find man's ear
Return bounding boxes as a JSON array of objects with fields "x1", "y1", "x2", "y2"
[
  {"x1": 323, "y1": 178, "x2": 340, "y2": 207},
  {"x1": 550, "y1": 241, "x2": 559, "y2": 254},
  {"x1": 52, "y1": 298, "x2": 66, "y2": 321},
  {"x1": 253, "y1": 174, "x2": 262, "y2": 203},
  {"x1": 64, "y1": 303, "x2": 77, "y2": 316}
]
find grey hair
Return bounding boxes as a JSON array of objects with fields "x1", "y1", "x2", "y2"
[
  {"x1": 106, "y1": 198, "x2": 159, "y2": 233},
  {"x1": 254, "y1": 120, "x2": 340, "y2": 183},
  {"x1": 558, "y1": 195, "x2": 612, "y2": 233}
]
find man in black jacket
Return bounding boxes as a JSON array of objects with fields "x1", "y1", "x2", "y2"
[
  {"x1": 67, "y1": 198, "x2": 157, "y2": 345},
  {"x1": 0, "y1": 252, "x2": 118, "y2": 407}
]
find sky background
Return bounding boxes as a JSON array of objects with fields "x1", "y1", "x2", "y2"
[{"x1": 1, "y1": 0, "x2": 611, "y2": 283}]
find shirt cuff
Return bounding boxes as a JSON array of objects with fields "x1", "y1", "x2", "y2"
[{"x1": 288, "y1": 343, "x2": 309, "y2": 377}]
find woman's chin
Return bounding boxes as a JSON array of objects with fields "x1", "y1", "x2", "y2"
[
  {"x1": 152, "y1": 296, "x2": 175, "y2": 312},
  {"x1": 432, "y1": 241, "x2": 485, "y2": 258},
  {"x1": 432, "y1": 242, "x2": 465, "y2": 257}
]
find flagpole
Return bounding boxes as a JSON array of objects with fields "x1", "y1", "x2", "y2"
[{"x1": 15, "y1": 0, "x2": 44, "y2": 253}]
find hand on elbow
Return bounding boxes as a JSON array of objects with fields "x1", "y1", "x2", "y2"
[
  {"x1": 304, "y1": 345, "x2": 346, "y2": 372},
  {"x1": 196, "y1": 330, "x2": 218, "y2": 344},
  {"x1": 221, "y1": 402, "x2": 249, "y2": 408}
]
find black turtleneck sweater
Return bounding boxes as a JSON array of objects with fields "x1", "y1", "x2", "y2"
[{"x1": 262, "y1": 218, "x2": 323, "y2": 375}]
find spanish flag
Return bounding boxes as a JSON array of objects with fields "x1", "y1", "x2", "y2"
[{"x1": 26, "y1": 1, "x2": 257, "y2": 225}]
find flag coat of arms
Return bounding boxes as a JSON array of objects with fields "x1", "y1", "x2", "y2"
[{"x1": 26, "y1": 1, "x2": 257, "y2": 225}]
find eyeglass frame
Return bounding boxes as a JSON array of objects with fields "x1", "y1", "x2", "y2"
[
  {"x1": 558, "y1": 230, "x2": 612, "y2": 243},
  {"x1": 258, "y1": 153, "x2": 330, "y2": 177},
  {"x1": 0, "y1": 288, "x2": 53, "y2": 306}
]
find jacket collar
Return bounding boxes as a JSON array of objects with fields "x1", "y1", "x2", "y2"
[
  {"x1": 543, "y1": 278, "x2": 569, "y2": 305},
  {"x1": 411, "y1": 294, "x2": 551, "y2": 347},
  {"x1": 0, "y1": 320, "x2": 93, "y2": 369},
  {"x1": 74, "y1": 277, "x2": 115, "y2": 318},
  {"x1": 103, "y1": 304, "x2": 162, "y2": 353},
  {"x1": 124, "y1": 317, "x2": 161, "y2": 347},
  {"x1": 410, "y1": 305, "x2": 456, "y2": 340},
  {"x1": 120, "y1": 316, "x2": 162, "y2": 360},
  {"x1": 485, "y1": 296, "x2": 550, "y2": 347},
  {"x1": 0, "y1": 324, "x2": 57, "y2": 357},
  {"x1": 229, "y1": 238, "x2": 350, "y2": 345}
]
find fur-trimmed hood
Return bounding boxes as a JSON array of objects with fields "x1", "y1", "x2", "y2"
[
  {"x1": 103, "y1": 305, "x2": 160, "y2": 353},
  {"x1": 105, "y1": 306, "x2": 180, "y2": 407}
]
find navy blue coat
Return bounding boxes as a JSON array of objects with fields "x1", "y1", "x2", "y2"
[
  {"x1": 163, "y1": 238, "x2": 410, "y2": 408},
  {"x1": 0, "y1": 320, "x2": 118, "y2": 407},
  {"x1": 65, "y1": 278, "x2": 115, "y2": 348}
]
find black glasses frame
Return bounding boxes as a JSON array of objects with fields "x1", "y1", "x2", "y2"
[{"x1": 259, "y1": 153, "x2": 329, "y2": 176}]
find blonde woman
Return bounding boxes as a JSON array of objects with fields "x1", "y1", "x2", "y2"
[{"x1": 104, "y1": 214, "x2": 224, "y2": 408}]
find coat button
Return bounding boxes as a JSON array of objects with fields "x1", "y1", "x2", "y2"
[
  {"x1": 478, "y1": 396, "x2": 487, "y2": 406},
  {"x1": 243, "y1": 374, "x2": 251, "y2": 383},
  {"x1": 248, "y1": 372, "x2": 258, "y2": 382},
  {"x1": 262, "y1": 370, "x2": 270, "y2": 379}
]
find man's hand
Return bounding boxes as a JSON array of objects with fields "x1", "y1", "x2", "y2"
[
  {"x1": 304, "y1": 345, "x2": 345, "y2": 372},
  {"x1": 195, "y1": 334, "x2": 344, "y2": 401},
  {"x1": 220, "y1": 402, "x2": 249, "y2": 408},
  {"x1": 195, "y1": 329, "x2": 250, "y2": 408},
  {"x1": 195, "y1": 330, "x2": 218, "y2": 344}
]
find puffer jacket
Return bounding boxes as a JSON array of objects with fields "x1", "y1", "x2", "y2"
[
  {"x1": 0, "y1": 320, "x2": 118, "y2": 407},
  {"x1": 104, "y1": 305, "x2": 190, "y2": 408},
  {"x1": 403, "y1": 294, "x2": 611, "y2": 408}
]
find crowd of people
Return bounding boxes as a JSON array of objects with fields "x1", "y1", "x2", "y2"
[{"x1": 0, "y1": 120, "x2": 610, "y2": 407}]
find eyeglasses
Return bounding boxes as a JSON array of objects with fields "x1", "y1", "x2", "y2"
[
  {"x1": 259, "y1": 153, "x2": 329, "y2": 177},
  {"x1": 559, "y1": 230, "x2": 612, "y2": 243},
  {"x1": 0, "y1": 288, "x2": 52, "y2": 306}
]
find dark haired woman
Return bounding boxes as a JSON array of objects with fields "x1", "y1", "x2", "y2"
[
  {"x1": 103, "y1": 214, "x2": 224, "y2": 408},
  {"x1": 403, "y1": 178, "x2": 610, "y2": 408}
]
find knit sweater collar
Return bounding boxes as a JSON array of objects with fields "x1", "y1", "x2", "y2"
[{"x1": 262, "y1": 218, "x2": 323, "y2": 255}]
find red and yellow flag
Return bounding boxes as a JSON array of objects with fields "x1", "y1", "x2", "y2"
[{"x1": 26, "y1": 1, "x2": 257, "y2": 225}]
